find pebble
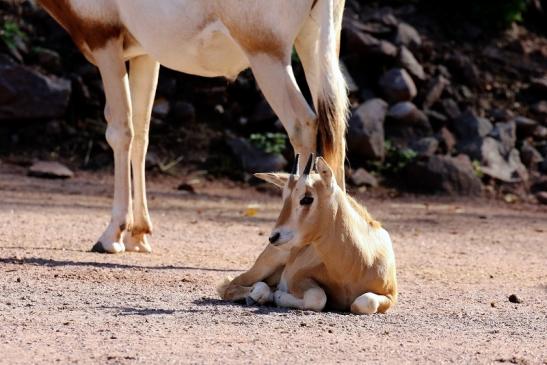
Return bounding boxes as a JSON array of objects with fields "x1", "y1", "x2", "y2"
[{"x1": 508, "y1": 294, "x2": 522, "y2": 304}]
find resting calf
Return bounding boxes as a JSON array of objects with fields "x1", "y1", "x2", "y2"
[{"x1": 219, "y1": 155, "x2": 398, "y2": 314}]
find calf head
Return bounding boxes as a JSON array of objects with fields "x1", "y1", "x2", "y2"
[{"x1": 255, "y1": 154, "x2": 339, "y2": 248}]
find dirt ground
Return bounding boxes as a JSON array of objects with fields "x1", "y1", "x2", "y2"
[{"x1": 0, "y1": 163, "x2": 546, "y2": 365}]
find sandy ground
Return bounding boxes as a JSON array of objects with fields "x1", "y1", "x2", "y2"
[{"x1": 0, "y1": 164, "x2": 546, "y2": 365}]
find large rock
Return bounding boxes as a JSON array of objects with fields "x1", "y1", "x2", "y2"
[
  {"x1": 387, "y1": 102, "x2": 428, "y2": 125},
  {"x1": 28, "y1": 161, "x2": 74, "y2": 179},
  {"x1": 347, "y1": 99, "x2": 388, "y2": 161},
  {"x1": 398, "y1": 46, "x2": 425, "y2": 81},
  {"x1": 226, "y1": 138, "x2": 287, "y2": 173},
  {"x1": 394, "y1": 22, "x2": 422, "y2": 49},
  {"x1": 405, "y1": 155, "x2": 483, "y2": 196},
  {"x1": 344, "y1": 22, "x2": 398, "y2": 60},
  {"x1": 0, "y1": 56, "x2": 71, "y2": 120},
  {"x1": 422, "y1": 76, "x2": 449, "y2": 109},
  {"x1": 349, "y1": 168, "x2": 379, "y2": 188},
  {"x1": 480, "y1": 138, "x2": 528, "y2": 183},
  {"x1": 379, "y1": 68, "x2": 417, "y2": 102},
  {"x1": 453, "y1": 110, "x2": 493, "y2": 159},
  {"x1": 489, "y1": 121, "x2": 516, "y2": 157}
]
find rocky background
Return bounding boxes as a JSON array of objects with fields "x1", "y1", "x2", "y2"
[{"x1": 0, "y1": 0, "x2": 546, "y2": 203}]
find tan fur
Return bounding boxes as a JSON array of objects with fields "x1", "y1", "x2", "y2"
[{"x1": 223, "y1": 158, "x2": 397, "y2": 314}]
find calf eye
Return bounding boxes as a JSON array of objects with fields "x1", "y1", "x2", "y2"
[{"x1": 300, "y1": 196, "x2": 314, "y2": 206}]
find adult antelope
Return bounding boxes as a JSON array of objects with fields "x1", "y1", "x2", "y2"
[
  {"x1": 37, "y1": 0, "x2": 349, "y2": 253},
  {"x1": 219, "y1": 155, "x2": 398, "y2": 314}
]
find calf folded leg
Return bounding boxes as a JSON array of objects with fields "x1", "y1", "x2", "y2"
[
  {"x1": 274, "y1": 280, "x2": 326, "y2": 312},
  {"x1": 351, "y1": 292, "x2": 393, "y2": 314},
  {"x1": 220, "y1": 244, "x2": 288, "y2": 301}
]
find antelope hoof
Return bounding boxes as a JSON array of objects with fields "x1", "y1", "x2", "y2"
[
  {"x1": 124, "y1": 234, "x2": 152, "y2": 253},
  {"x1": 91, "y1": 241, "x2": 125, "y2": 254}
]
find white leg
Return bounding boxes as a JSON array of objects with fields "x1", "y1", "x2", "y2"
[
  {"x1": 91, "y1": 39, "x2": 133, "y2": 254},
  {"x1": 274, "y1": 287, "x2": 326, "y2": 312},
  {"x1": 351, "y1": 292, "x2": 392, "y2": 315},
  {"x1": 248, "y1": 54, "x2": 317, "y2": 172},
  {"x1": 247, "y1": 282, "x2": 274, "y2": 305},
  {"x1": 124, "y1": 55, "x2": 159, "y2": 253}
]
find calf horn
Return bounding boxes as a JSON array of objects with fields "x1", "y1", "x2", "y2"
[
  {"x1": 303, "y1": 153, "x2": 315, "y2": 175},
  {"x1": 292, "y1": 154, "x2": 300, "y2": 175}
]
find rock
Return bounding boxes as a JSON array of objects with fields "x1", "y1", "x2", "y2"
[
  {"x1": 379, "y1": 68, "x2": 417, "y2": 102},
  {"x1": 512, "y1": 116, "x2": 538, "y2": 138},
  {"x1": 529, "y1": 75, "x2": 547, "y2": 97},
  {"x1": 410, "y1": 137, "x2": 438, "y2": 157},
  {"x1": 347, "y1": 99, "x2": 388, "y2": 161},
  {"x1": 531, "y1": 101, "x2": 547, "y2": 120},
  {"x1": 446, "y1": 52, "x2": 481, "y2": 87},
  {"x1": 425, "y1": 110, "x2": 448, "y2": 130},
  {"x1": 441, "y1": 99, "x2": 461, "y2": 120},
  {"x1": 436, "y1": 127, "x2": 457, "y2": 154},
  {"x1": 226, "y1": 138, "x2": 287, "y2": 173},
  {"x1": 344, "y1": 24, "x2": 398, "y2": 59},
  {"x1": 0, "y1": 58, "x2": 71, "y2": 120},
  {"x1": 536, "y1": 192, "x2": 547, "y2": 204},
  {"x1": 520, "y1": 141, "x2": 544, "y2": 168},
  {"x1": 398, "y1": 46, "x2": 425, "y2": 81},
  {"x1": 489, "y1": 121, "x2": 516, "y2": 157},
  {"x1": 508, "y1": 294, "x2": 522, "y2": 304},
  {"x1": 534, "y1": 126, "x2": 547, "y2": 141},
  {"x1": 453, "y1": 111, "x2": 493, "y2": 159},
  {"x1": 172, "y1": 101, "x2": 196, "y2": 124},
  {"x1": 349, "y1": 168, "x2": 378, "y2": 188},
  {"x1": 387, "y1": 102, "x2": 427, "y2": 124},
  {"x1": 34, "y1": 48, "x2": 62, "y2": 74},
  {"x1": 422, "y1": 76, "x2": 449, "y2": 109},
  {"x1": 152, "y1": 98, "x2": 170, "y2": 118},
  {"x1": 28, "y1": 161, "x2": 74, "y2": 179},
  {"x1": 488, "y1": 108, "x2": 514, "y2": 123},
  {"x1": 404, "y1": 155, "x2": 483, "y2": 196},
  {"x1": 394, "y1": 22, "x2": 422, "y2": 49},
  {"x1": 364, "y1": 8, "x2": 399, "y2": 27},
  {"x1": 480, "y1": 138, "x2": 528, "y2": 183}
]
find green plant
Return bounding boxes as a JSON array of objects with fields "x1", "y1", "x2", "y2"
[
  {"x1": 1, "y1": 19, "x2": 26, "y2": 51},
  {"x1": 472, "y1": 160, "x2": 484, "y2": 178},
  {"x1": 249, "y1": 133, "x2": 287, "y2": 155},
  {"x1": 373, "y1": 140, "x2": 417, "y2": 175}
]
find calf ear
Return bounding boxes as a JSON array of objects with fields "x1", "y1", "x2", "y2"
[
  {"x1": 315, "y1": 157, "x2": 335, "y2": 188},
  {"x1": 254, "y1": 173, "x2": 290, "y2": 189}
]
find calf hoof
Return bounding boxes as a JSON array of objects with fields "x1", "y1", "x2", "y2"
[
  {"x1": 249, "y1": 282, "x2": 273, "y2": 305},
  {"x1": 245, "y1": 296, "x2": 257, "y2": 306},
  {"x1": 91, "y1": 241, "x2": 125, "y2": 254}
]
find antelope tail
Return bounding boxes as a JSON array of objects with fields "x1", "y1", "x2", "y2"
[{"x1": 316, "y1": 0, "x2": 349, "y2": 190}]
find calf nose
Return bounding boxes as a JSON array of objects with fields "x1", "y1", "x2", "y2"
[{"x1": 269, "y1": 232, "x2": 281, "y2": 244}]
